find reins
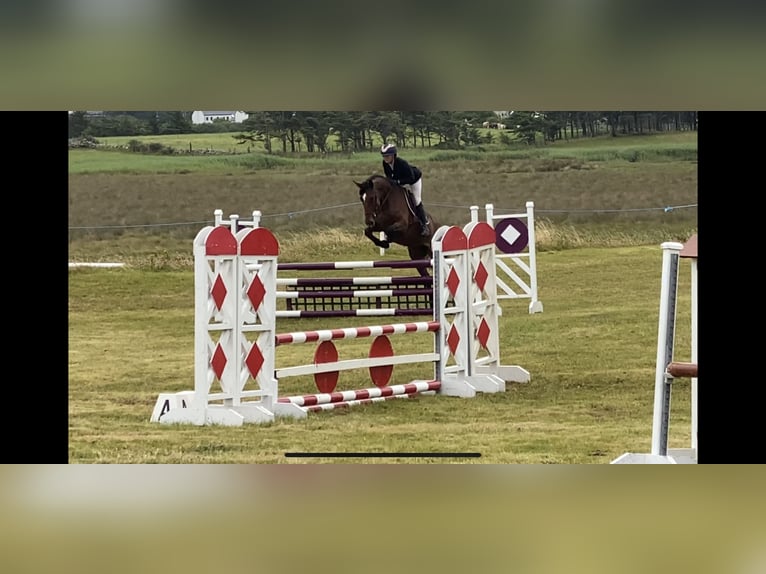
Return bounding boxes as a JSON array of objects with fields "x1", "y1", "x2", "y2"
[
  {"x1": 366, "y1": 178, "x2": 389, "y2": 220},
  {"x1": 364, "y1": 177, "x2": 416, "y2": 222}
]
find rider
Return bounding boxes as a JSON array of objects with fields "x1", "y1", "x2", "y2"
[{"x1": 380, "y1": 143, "x2": 430, "y2": 236}]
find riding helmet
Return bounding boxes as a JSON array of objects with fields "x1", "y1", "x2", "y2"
[{"x1": 380, "y1": 143, "x2": 397, "y2": 156}]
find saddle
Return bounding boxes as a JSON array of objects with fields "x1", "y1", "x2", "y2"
[{"x1": 390, "y1": 180, "x2": 417, "y2": 214}]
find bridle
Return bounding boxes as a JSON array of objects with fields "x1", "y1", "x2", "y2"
[{"x1": 363, "y1": 179, "x2": 391, "y2": 224}]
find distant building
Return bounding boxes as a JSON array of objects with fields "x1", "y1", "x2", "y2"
[{"x1": 191, "y1": 111, "x2": 249, "y2": 125}]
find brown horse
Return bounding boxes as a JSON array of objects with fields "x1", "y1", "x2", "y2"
[{"x1": 354, "y1": 175, "x2": 440, "y2": 277}]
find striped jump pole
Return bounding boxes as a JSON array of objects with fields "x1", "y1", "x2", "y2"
[
  {"x1": 275, "y1": 321, "x2": 441, "y2": 345},
  {"x1": 277, "y1": 276, "x2": 433, "y2": 287},
  {"x1": 276, "y1": 259, "x2": 432, "y2": 272},
  {"x1": 278, "y1": 380, "x2": 442, "y2": 413},
  {"x1": 278, "y1": 288, "x2": 432, "y2": 301}
]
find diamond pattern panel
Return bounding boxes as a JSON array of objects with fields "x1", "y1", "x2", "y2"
[
  {"x1": 247, "y1": 274, "x2": 266, "y2": 311},
  {"x1": 477, "y1": 317, "x2": 491, "y2": 350},
  {"x1": 211, "y1": 274, "x2": 228, "y2": 311},
  {"x1": 245, "y1": 342, "x2": 265, "y2": 379},
  {"x1": 474, "y1": 261, "x2": 489, "y2": 293},
  {"x1": 211, "y1": 343, "x2": 227, "y2": 380},
  {"x1": 446, "y1": 266, "x2": 461, "y2": 298},
  {"x1": 447, "y1": 323, "x2": 461, "y2": 356}
]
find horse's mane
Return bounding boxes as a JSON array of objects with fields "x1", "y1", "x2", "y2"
[
  {"x1": 358, "y1": 174, "x2": 393, "y2": 195},
  {"x1": 358, "y1": 174, "x2": 406, "y2": 205},
  {"x1": 368, "y1": 174, "x2": 389, "y2": 185}
]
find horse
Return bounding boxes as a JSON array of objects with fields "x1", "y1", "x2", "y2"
[{"x1": 354, "y1": 175, "x2": 440, "y2": 277}]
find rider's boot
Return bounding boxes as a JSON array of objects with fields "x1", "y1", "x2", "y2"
[{"x1": 414, "y1": 203, "x2": 430, "y2": 236}]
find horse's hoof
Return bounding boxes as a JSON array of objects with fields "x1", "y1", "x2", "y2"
[{"x1": 380, "y1": 241, "x2": 390, "y2": 249}]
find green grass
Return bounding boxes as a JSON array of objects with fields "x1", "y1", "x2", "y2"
[
  {"x1": 97, "y1": 132, "x2": 253, "y2": 153},
  {"x1": 73, "y1": 130, "x2": 697, "y2": 174},
  {"x1": 68, "y1": 237, "x2": 696, "y2": 464},
  {"x1": 68, "y1": 147, "x2": 301, "y2": 175}
]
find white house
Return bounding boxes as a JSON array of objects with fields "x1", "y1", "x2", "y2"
[{"x1": 191, "y1": 111, "x2": 249, "y2": 125}]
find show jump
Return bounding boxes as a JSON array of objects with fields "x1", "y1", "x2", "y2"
[{"x1": 151, "y1": 211, "x2": 531, "y2": 426}]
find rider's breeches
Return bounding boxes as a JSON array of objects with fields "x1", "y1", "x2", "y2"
[{"x1": 406, "y1": 179, "x2": 423, "y2": 205}]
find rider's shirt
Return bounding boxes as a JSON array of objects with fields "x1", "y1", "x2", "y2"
[{"x1": 382, "y1": 157, "x2": 422, "y2": 185}]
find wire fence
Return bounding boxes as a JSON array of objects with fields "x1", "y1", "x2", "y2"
[{"x1": 68, "y1": 202, "x2": 698, "y2": 232}]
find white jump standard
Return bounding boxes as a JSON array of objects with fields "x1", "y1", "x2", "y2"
[
  {"x1": 151, "y1": 212, "x2": 530, "y2": 426},
  {"x1": 612, "y1": 234, "x2": 698, "y2": 464}
]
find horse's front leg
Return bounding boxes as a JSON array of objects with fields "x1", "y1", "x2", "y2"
[{"x1": 365, "y1": 226, "x2": 390, "y2": 249}]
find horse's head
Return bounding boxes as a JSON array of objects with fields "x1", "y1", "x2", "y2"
[{"x1": 354, "y1": 176, "x2": 389, "y2": 228}]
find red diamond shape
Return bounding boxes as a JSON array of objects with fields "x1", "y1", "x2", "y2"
[
  {"x1": 447, "y1": 324, "x2": 461, "y2": 356},
  {"x1": 477, "y1": 317, "x2": 491, "y2": 349},
  {"x1": 446, "y1": 267, "x2": 461, "y2": 298},
  {"x1": 474, "y1": 262, "x2": 489, "y2": 293},
  {"x1": 247, "y1": 275, "x2": 266, "y2": 310},
  {"x1": 211, "y1": 343, "x2": 228, "y2": 380},
  {"x1": 245, "y1": 342, "x2": 265, "y2": 378},
  {"x1": 211, "y1": 274, "x2": 228, "y2": 311}
]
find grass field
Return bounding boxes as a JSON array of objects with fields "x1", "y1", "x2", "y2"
[
  {"x1": 68, "y1": 130, "x2": 698, "y2": 463},
  {"x1": 68, "y1": 241, "x2": 696, "y2": 464}
]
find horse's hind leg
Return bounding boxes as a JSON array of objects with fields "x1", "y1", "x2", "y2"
[{"x1": 408, "y1": 245, "x2": 432, "y2": 277}]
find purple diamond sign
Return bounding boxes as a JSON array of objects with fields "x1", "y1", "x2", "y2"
[{"x1": 494, "y1": 218, "x2": 528, "y2": 254}]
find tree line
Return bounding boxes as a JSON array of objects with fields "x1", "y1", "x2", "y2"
[{"x1": 69, "y1": 111, "x2": 697, "y2": 151}]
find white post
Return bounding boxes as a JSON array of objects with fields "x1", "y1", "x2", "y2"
[
  {"x1": 611, "y1": 236, "x2": 696, "y2": 464},
  {"x1": 431, "y1": 224, "x2": 475, "y2": 398},
  {"x1": 214, "y1": 208, "x2": 223, "y2": 227},
  {"x1": 650, "y1": 242, "x2": 683, "y2": 455},
  {"x1": 469, "y1": 205, "x2": 479, "y2": 223},
  {"x1": 526, "y1": 201, "x2": 543, "y2": 314},
  {"x1": 484, "y1": 203, "x2": 494, "y2": 225}
]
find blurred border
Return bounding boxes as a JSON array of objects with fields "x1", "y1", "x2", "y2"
[
  {"x1": 1, "y1": 465, "x2": 765, "y2": 574},
  {"x1": 4, "y1": 2, "x2": 766, "y2": 109}
]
